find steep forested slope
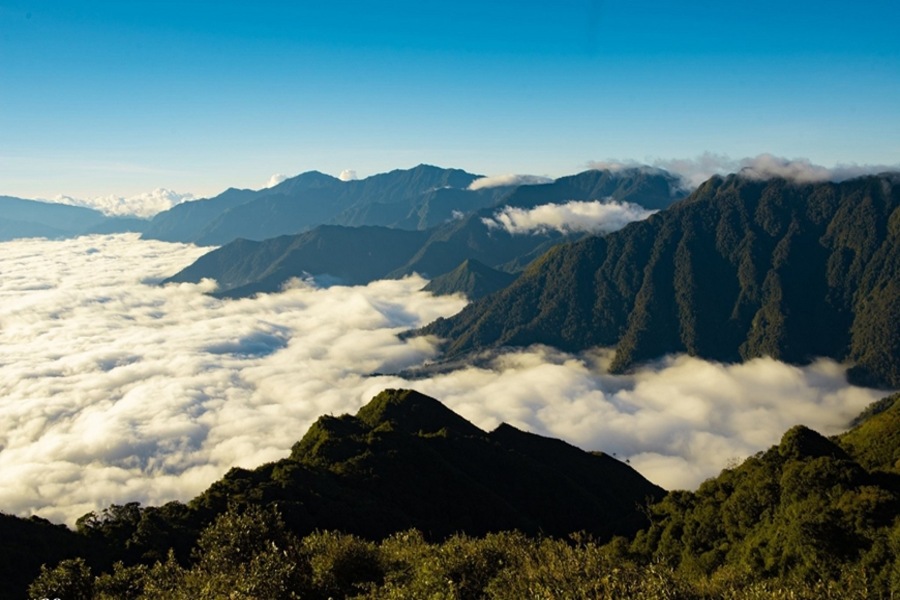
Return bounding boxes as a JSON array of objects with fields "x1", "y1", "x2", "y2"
[
  {"x1": 418, "y1": 174, "x2": 900, "y2": 387},
  {"x1": 629, "y1": 393, "x2": 900, "y2": 594}
]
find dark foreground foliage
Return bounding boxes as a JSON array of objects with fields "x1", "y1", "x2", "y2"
[
  {"x1": 28, "y1": 505, "x2": 898, "y2": 599},
  {"x1": 19, "y1": 394, "x2": 900, "y2": 599}
]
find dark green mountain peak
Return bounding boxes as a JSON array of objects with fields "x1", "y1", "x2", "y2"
[
  {"x1": 290, "y1": 389, "x2": 483, "y2": 465},
  {"x1": 778, "y1": 425, "x2": 851, "y2": 462},
  {"x1": 205, "y1": 387, "x2": 666, "y2": 541},
  {"x1": 421, "y1": 258, "x2": 518, "y2": 299},
  {"x1": 356, "y1": 388, "x2": 484, "y2": 437},
  {"x1": 487, "y1": 420, "x2": 603, "y2": 457}
]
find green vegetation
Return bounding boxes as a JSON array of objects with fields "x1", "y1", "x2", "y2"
[
  {"x1": 420, "y1": 174, "x2": 900, "y2": 388},
  {"x1": 421, "y1": 258, "x2": 518, "y2": 299},
  {"x1": 9, "y1": 391, "x2": 900, "y2": 599}
]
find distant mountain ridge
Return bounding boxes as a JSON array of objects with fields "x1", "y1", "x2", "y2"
[
  {"x1": 164, "y1": 168, "x2": 684, "y2": 296},
  {"x1": 142, "y1": 165, "x2": 499, "y2": 245},
  {"x1": 416, "y1": 173, "x2": 900, "y2": 387},
  {"x1": 0, "y1": 196, "x2": 146, "y2": 241}
]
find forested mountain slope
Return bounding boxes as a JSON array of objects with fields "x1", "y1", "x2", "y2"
[{"x1": 418, "y1": 174, "x2": 900, "y2": 387}]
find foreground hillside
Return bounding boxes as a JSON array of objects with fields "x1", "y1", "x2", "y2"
[
  {"x1": 3, "y1": 389, "x2": 662, "y2": 599},
  {"x1": 418, "y1": 174, "x2": 900, "y2": 387},
  {"x1": 18, "y1": 392, "x2": 900, "y2": 599}
]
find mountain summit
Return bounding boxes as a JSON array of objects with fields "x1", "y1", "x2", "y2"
[{"x1": 191, "y1": 388, "x2": 664, "y2": 541}]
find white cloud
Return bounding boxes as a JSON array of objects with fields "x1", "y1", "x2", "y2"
[
  {"x1": 52, "y1": 188, "x2": 195, "y2": 218},
  {"x1": 585, "y1": 159, "x2": 647, "y2": 173},
  {"x1": 610, "y1": 152, "x2": 900, "y2": 190},
  {"x1": 481, "y1": 200, "x2": 657, "y2": 235},
  {"x1": 0, "y1": 235, "x2": 885, "y2": 524},
  {"x1": 339, "y1": 169, "x2": 358, "y2": 182},
  {"x1": 468, "y1": 174, "x2": 553, "y2": 190},
  {"x1": 411, "y1": 348, "x2": 882, "y2": 491},
  {"x1": 265, "y1": 173, "x2": 288, "y2": 188}
]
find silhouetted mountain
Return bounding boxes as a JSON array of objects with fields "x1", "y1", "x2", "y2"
[
  {"x1": 190, "y1": 389, "x2": 664, "y2": 540},
  {"x1": 422, "y1": 258, "x2": 518, "y2": 299},
  {"x1": 0, "y1": 196, "x2": 148, "y2": 241},
  {"x1": 142, "y1": 165, "x2": 489, "y2": 245},
  {"x1": 166, "y1": 168, "x2": 684, "y2": 296},
  {"x1": 416, "y1": 174, "x2": 900, "y2": 387}
]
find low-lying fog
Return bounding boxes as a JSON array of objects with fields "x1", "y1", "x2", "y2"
[{"x1": 0, "y1": 234, "x2": 882, "y2": 524}]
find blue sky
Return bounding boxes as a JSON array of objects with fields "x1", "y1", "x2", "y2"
[{"x1": 2, "y1": 0, "x2": 899, "y2": 200}]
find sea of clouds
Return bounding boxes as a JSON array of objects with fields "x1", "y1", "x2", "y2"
[{"x1": 0, "y1": 235, "x2": 884, "y2": 525}]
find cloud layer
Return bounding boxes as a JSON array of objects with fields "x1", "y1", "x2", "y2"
[
  {"x1": 591, "y1": 153, "x2": 900, "y2": 190},
  {"x1": 468, "y1": 174, "x2": 554, "y2": 190},
  {"x1": 0, "y1": 235, "x2": 884, "y2": 524},
  {"x1": 266, "y1": 173, "x2": 288, "y2": 188},
  {"x1": 482, "y1": 200, "x2": 657, "y2": 234},
  {"x1": 53, "y1": 188, "x2": 196, "y2": 218}
]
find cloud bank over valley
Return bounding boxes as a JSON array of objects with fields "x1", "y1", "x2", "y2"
[
  {"x1": 0, "y1": 235, "x2": 883, "y2": 524},
  {"x1": 482, "y1": 200, "x2": 657, "y2": 235},
  {"x1": 468, "y1": 174, "x2": 554, "y2": 190}
]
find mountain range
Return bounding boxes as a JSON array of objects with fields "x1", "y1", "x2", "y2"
[
  {"x1": 142, "y1": 164, "x2": 680, "y2": 246},
  {"x1": 163, "y1": 167, "x2": 683, "y2": 296},
  {"x1": 4, "y1": 163, "x2": 900, "y2": 597},
  {"x1": 416, "y1": 173, "x2": 900, "y2": 388},
  {"x1": 142, "y1": 165, "x2": 487, "y2": 245},
  {"x1": 0, "y1": 195, "x2": 146, "y2": 241}
]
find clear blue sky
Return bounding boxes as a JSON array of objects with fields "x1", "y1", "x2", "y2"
[{"x1": 2, "y1": 0, "x2": 899, "y2": 199}]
